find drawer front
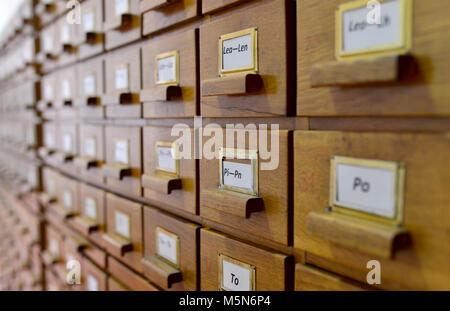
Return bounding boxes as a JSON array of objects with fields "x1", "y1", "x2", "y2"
[
  {"x1": 77, "y1": 124, "x2": 105, "y2": 185},
  {"x1": 44, "y1": 225, "x2": 64, "y2": 264},
  {"x1": 40, "y1": 24, "x2": 58, "y2": 72},
  {"x1": 54, "y1": 66, "x2": 78, "y2": 109},
  {"x1": 203, "y1": 0, "x2": 253, "y2": 14},
  {"x1": 142, "y1": 126, "x2": 197, "y2": 215},
  {"x1": 142, "y1": 29, "x2": 198, "y2": 118},
  {"x1": 39, "y1": 74, "x2": 56, "y2": 110},
  {"x1": 104, "y1": 0, "x2": 141, "y2": 50},
  {"x1": 104, "y1": 44, "x2": 141, "y2": 118},
  {"x1": 77, "y1": 0, "x2": 105, "y2": 60},
  {"x1": 142, "y1": 207, "x2": 200, "y2": 290},
  {"x1": 42, "y1": 123, "x2": 58, "y2": 152},
  {"x1": 108, "y1": 256, "x2": 159, "y2": 291},
  {"x1": 297, "y1": 0, "x2": 450, "y2": 117},
  {"x1": 295, "y1": 263, "x2": 365, "y2": 291},
  {"x1": 76, "y1": 55, "x2": 105, "y2": 119},
  {"x1": 41, "y1": 167, "x2": 59, "y2": 203},
  {"x1": 104, "y1": 194, "x2": 143, "y2": 272},
  {"x1": 55, "y1": 13, "x2": 79, "y2": 66},
  {"x1": 83, "y1": 258, "x2": 107, "y2": 291},
  {"x1": 200, "y1": 128, "x2": 291, "y2": 245},
  {"x1": 200, "y1": 229, "x2": 291, "y2": 291},
  {"x1": 57, "y1": 124, "x2": 78, "y2": 156},
  {"x1": 104, "y1": 126, "x2": 142, "y2": 197},
  {"x1": 294, "y1": 131, "x2": 450, "y2": 290},
  {"x1": 141, "y1": 0, "x2": 200, "y2": 36},
  {"x1": 200, "y1": 0, "x2": 295, "y2": 117},
  {"x1": 54, "y1": 176, "x2": 81, "y2": 219}
]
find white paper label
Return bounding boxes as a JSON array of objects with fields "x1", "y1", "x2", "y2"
[
  {"x1": 44, "y1": 83, "x2": 53, "y2": 100},
  {"x1": 28, "y1": 171, "x2": 36, "y2": 186},
  {"x1": 342, "y1": 0, "x2": 402, "y2": 53},
  {"x1": 63, "y1": 134, "x2": 73, "y2": 153},
  {"x1": 222, "y1": 161, "x2": 254, "y2": 192},
  {"x1": 83, "y1": 75, "x2": 96, "y2": 96},
  {"x1": 84, "y1": 197, "x2": 97, "y2": 220},
  {"x1": 61, "y1": 25, "x2": 70, "y2": 44},
  {"x1": 83, "y1": 11, "x2": 95, "y2": 32},
  {"x1": 84, "y1": 138, "x2": 97, "y2": 158},
  {"x1": 221, "y1": 257, "x2": 253, "y2": 291},
  {"x1": 335, "y1": 163, "x2": 396, "y2": 218},
  {"x1": 46, "y1": 133, "x2": 55, "y2": 148},
  {"x1": 49, "y1": 238, "x2": 59, "y2": 256},
  {"x1": 115, "y1": 66, "x2": 129, "y2": 90},
  {"x1": 47, "y1": 179, "x2": 55, "y2": 195},
  {"x1": 114, "y1": 140, "x2": 129, "y2": 164},
  {"x1": 222, "y1": 33, "x2": 252, "y2": 72},
  {"x1": 157, "y1": 229, "x2": 178, "y2": 265},
  {"x1": 156, "y1": 55, "x2": 176, "y2": 84},
  {"x1": 115, "y1": 211, "x2": 130, "y2": 239},
  {"x1": 62, "y1": 80, "x2": 71, "y2": 99},
  {"x1": 44, "y1": 35, "x2": 53, "y2": 52},
  {"x1": 63, "y1": 190, "x2": 72, "y2": 209},
  {"x1": 87, "y1": 274, "x2": 99, "y2": 291},
  {"x1": 157, "y1": 145, "x2": 176, "y2": 172},
  {"x1": 115, "y1": 0, "x2": 129, "y2": 16}
]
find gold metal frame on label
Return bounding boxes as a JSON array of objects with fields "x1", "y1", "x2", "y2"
[
  {"x1": 155, "y1": 227, "x2": 180, "y2": 268},
  {"x1": 155, "y1": 141, "x2": 179, "y2": 175},
  {"x1": 114, "y1": 210, "x2": 131, "y2": 239},
  {"x1": 155, "y1": 50, "x2": 180, "y2": 86},
  {"x1": 114, "y1": 138, "x2": 130, "y2": 165},
  {"x1": 218, "y1": 253, "x2": 256, "y2": 291},
  {"x1": 84, "y1": 196, "x2": 98, "y2": 221}
]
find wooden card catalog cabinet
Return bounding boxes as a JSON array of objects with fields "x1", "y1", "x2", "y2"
[
  {"x1": 141, "y1": 29, "x2": 198, "y2": 118},
  {"x1": 142, "y1": 126, "x2": 196, "y2": 215},
  {"x1": 38, "y1": 168, "x2": 59, "y2": 206},
  {"x1": 83, "y1": 258, "x2": 107, "y2": 291},
  {"x1": 203, "y1": 0, "x2": 255, "y2": 14},
  {"x1": 76, "y1": 0, "x2": 105, "y2": 60},
  {"x1": 104, "y1": 0, "x2": 141, "y2": 50},
  {"x1": 76, "y1": 56, "x2": 105, "y2": 119},
  {"x1": 200, "y1": 128, "x2": 291, "y2": 245},
  {"x1": 103, "y1": 44, "x2": 141, "y2": 119},
  {"x1": 200, "y1": 0, "x2": 295, "y2": 117},
  {"x1": 74, "y1": 125, "x2": 104, "y2": 185},
  {"x1": 51, "y1": 176, "x2": 80, "y2": 221},
  {"x1": 103, "y1": 194, "x2": 143, "y2": 273},
  {"x1": 294, "y1": 131, "x2": 450, "y2": 290},
  {"x1": 141, "y1": 0, "x2": 201, "y2": 36},
  {"x1": 200, "y1": 229, "x2": 291, "y2": 291},
  {"x1": 37, "y1": 74, "x2": 56, "y2": 111},
  {"x1": 103, "y1": 126, "x2": 142, "y2": 197},
  {"x1": 298, "y1": 0, "x2": 450, "y2": 116}
]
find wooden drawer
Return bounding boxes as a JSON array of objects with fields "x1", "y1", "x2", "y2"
[
  {"x1": 201, "y1": 229, "x2": 292, "y2": 291},
  {"x1": 50, "y1": 175, "x2": 81, "y2": 222},
  {"x1": 141, "y1": 29, "x2": 198, "y2": 118},
  {"x1": 203, "y1": 0, "x2": 254, "y2": 14},
  {"x1": 70, "y1": 183, "x2": 106, "y2": 249},
  {"x1": 54, "y1": 66, "x2": 78, "y2": 109},
  {"x1": 108, "y1": 256, "x2": 159, "y2": 291},
  {"x1": 42, "y1": 225, "x2": 64, "y2": 267},
  {"x1": 35, "y1": 0, "x2": 66, "y2": 27},
  {"x1": 297, "y1": 0, "x2": 450, "y2": 117},
  {"x1": 200, "y1": 0, "x2": 295, "y2": 117},
  {"x1": 38, "y1": 23, "x2": 59, "y2": 73},
  {"x1": 83, "y1": 258, "x2": 107, "y2": 291},
  {"x1": 295, "y1": 263, "x2": 366, "y2": 291},
  {"x1": 104, "y1": 0, "x2": 141, "y2": 50},
  {"x1": 39, "y1": 122, "x2": 58, "y2": 159},
  {"x1": 54, "y1": 123, "x2": 79, "y2": 173},
  {"x1": 55, "y1": 12, "x2": 78, "y2": 67},
  {"x1": 103, "y1": 44, "x2": 141, "y2": 119},
  {"x1": 38, "y1": 167, "x2": 59, "y2": 207},
  {"x1": 76, "y1": 55, "x2": 105, "y2": 119},
  {"x1": 142, "y1": 207, "x2": 200, "y2": 290},
  {"x1": 76, "y1": 0, "x2": 105, "y2": 60},
  {"x1": 103, "y1": 194, "x2": 143, "y2": 272},
  {"x1": 294, "y1": 131, "x2": 450, "y2": 290},
  {"x1": 37, "y1": 73, "x2": 56, "y2": 111},
  {"x1": 103, "y1": 126, "x2": 142, "y2": 197},
  {"x1": 142, "y1": 126, "x2": 197, "y2": 215},
  {"x1": 141, "y1": 0, "x2": 201, "y2": 36},
  {"x1": 75, "y1": 124, "x2": 105, "y2": 185},
  {"x1": 200, "y1": 128, "x2": 291, "y2": 245}
]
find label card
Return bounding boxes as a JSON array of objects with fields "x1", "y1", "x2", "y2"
[
  {"x1": 156, "y1": 142, "x2": 177, "y2": 174},
  {"x1": 63, "y1": 190, "x2": 73, "y2": 209},
  {"x1": 83, "y1": 11, "x2": 95, "y2": 32},
  {"x1": 84, "y1": 137, "x2": 97, "y2": 158},
  {"x1": 44, "y1": 35, "x2": 53, "y2": 52},
  {"x1": 337, "y1": 0, "x2": 411, "y2": 58},
  {"x1": 61, "y1": 25, "x2": 70, "y2": 44},
  {"x1": 62, "y1": 80, "x2": 71, "y2": 99},
  {"x1": 114, "y1": 140, "x2": 129, "y2": 164},
  {"x1": 155, "y1": 51, "x2": 178, "y2": 85},
  {"x1": 44, "y1": 83, "x2": 53, "y2": 100},
  {"x1": 46, "y1": 133, "x2": 55, "y2": 148},
  {"x1": 87, "y1": 274, "x2": 99, "y2": 291},
  {"x1": 63, "y1": 134, "x2": 73, "y2": 153},
  {"x1": 115, "y1": 211, "x2": 130, "y2": 239},
  {"x1": 331, "y1": 156, "x2": 404, "y2": 220},
  {"x1": 219, "y1": 254, "x2": 255, "y2": 291},
  {"x1": 219, "y1": 28, "x2": 258, "y2": 75},
  {"x1": 156, "y1": 227, "x2": 179, "y2": 266},
  {"x1": 47, "y1": 179, "x2": 56, "y2": 195},
  {"x1": 49, "y1": 238, "x2": 59, "y2": 256},
  {"x1": 220, "y1": 149, "x2": 259, "y2": 195},
  {"x1": 222, "y1": 161, "x2": 253, "y2": 192},
  {"x1": 84, "y1": 197, "x2": 97, "y2": 220},
  {"x1": 83, "y1": 75, "x2": 96, "y2": 96},
  {"x1": 115, "y1": 0, "x2": 129, "y2": 16},
  {"x1": 115, "y1": 65, "x2": 129, "y2": 90}
]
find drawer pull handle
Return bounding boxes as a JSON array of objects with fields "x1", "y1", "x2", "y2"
[
  {"x1": 74, "y1": 157, "x2": 99, "y2": 170},
  {"x1": 202, "y1": 74, "x2": 263, "y2": 96},
  {"x1": 86, "y1": 96, "x2": 101, "y2": 106},
  {"x1": 141, "y1": 256, "x2": 182, "y2": 289},
  {"x1": 45, "y1": 53, "x2": 58, "y2": 61},
  {"x1": 110, "y1": 14, "x2": 138, "y2": 32},
  {"x1": 62, "y1": 44, "x2": 76, "y2": 55},
  {"x1": 202, "y1": 188, "x2": 264, "y2": 219},
  {"x1": 102, "y1": 233, "x2": 133, "y2": 256},
  {"x1": 54, "y1": 205, "x2": 76, "y2": 220},
  {"x1": 72, "y1": 216, "x2": 99, "y2": 235},
  {"x1": 63, "y1": 100, "x2": 73, "y2": 107},
  {"x1": 37, "y1": 101, "x2": 53, "y2": 111},
  {"x1": 84, "y1": 32, "x2": 104, "y2": 46},
  {"x1": 41, "y1": 251, "x2": 59, "y2": 266},
  {"x1": 306, "y1": 210, "x2": 411, "y2": 259},
  {"x1": 54, "y1": 152, "x2": 74, "y2": 164},
  {"x1": 119, "y1": 92, "x2": 140, "y2": 105},
  {"x1": 38, "y1": 147, "x2": 54, "y2": 158},
  {"x1": 141, "y1": 173, "x2": 182, "y2": 195},
  {"x1": 102, "y1": 163, "x2": 132, "y2": 180},
  {"x1": 38, "y1": 192, "x2": 57, "y2": 206},
  {"x1": 141, "y1": 0, "x2": 179, "y2": 12},
  {"x1": 140, "y1": 85, "x2": 182, "y2": 102},
  {"x1": 310, "y1": 55, "x2": 417, "y2": 87},
  {"x1": 66, "y1": 235, "x2": 88, "y2": 252}
]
